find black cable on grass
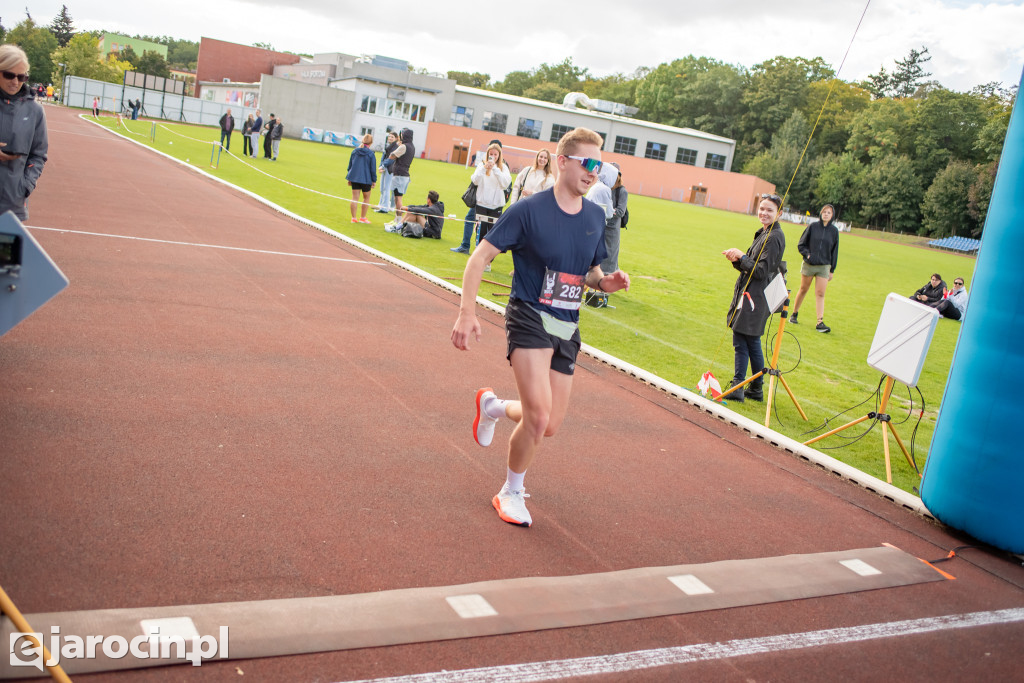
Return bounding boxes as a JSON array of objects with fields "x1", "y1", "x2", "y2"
[{"x1": 799, "y1": 374, "x2": 885, "y2": 440}]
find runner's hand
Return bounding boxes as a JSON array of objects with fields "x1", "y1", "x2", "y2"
[{"x1": 451, "y1": 313, "x2": 481, "y2": 350}]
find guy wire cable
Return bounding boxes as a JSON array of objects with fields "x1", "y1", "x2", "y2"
[{"x1": 706, "y1": 0, "x2": 873, "y2": 383}]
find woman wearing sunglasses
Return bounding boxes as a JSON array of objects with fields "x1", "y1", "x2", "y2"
[
  {"x1": 0, "y1": 45, "x2": 48, "y2": 222},
  {"x1": 722, "y1": 193, "x2": 787, "y2": 402}
]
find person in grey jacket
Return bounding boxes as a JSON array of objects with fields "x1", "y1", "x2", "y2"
[
  {"x1": 791, "y1": 204, "x2": 839, "y2": 333},
  {"x1": 933, "y1": 277, "x2": 968, "y2": 321},
  {"x1": 723, "y1": 193, "x2": 786, "y2": 402},
  {"x1": 0, "y1": 45, "x2": 48, "y2": 221}
]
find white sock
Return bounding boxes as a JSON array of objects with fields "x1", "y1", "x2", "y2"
[
  {"x1": 484, "y1": 396, "x2": 507, "y2": 420},
  {"x1": 505, "y1": 468, "x2": 526, "y2": 492}
]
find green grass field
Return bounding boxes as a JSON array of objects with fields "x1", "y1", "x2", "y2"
[{"x1": 104, "y1": 116, "x2": 978, "y2": 495}]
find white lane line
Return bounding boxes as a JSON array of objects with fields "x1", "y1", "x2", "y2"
[
  {"x1": 25, "y1": 226, "x2": 386, "y2": 266},
  {"x1": 446, "y1": 595, "x2": 499, "y2": 619},
  {"x1": 341, "y1": 608, "x2": 1024, "y2": 683},
  {"x1": 840, "y1": 559, "x2": 883, "y2": 576},
  {"x1": 667, "y1": 574, "x2": 715, "y2": 595}
]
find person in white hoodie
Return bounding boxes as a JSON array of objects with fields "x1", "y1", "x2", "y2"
[{"x1": 470, "y1": 142, "x2": 511, "y2": 245}]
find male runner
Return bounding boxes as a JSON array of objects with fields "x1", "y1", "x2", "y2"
[{"x1": 450, "y1": 128, "x2": 631, "y2": 527}]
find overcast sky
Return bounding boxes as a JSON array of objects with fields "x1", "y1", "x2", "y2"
[{"x1": 19, "y1": 0, "x2": 1024, "y2": 93}]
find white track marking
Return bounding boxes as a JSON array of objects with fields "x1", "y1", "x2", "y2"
[
  {"x1": 27, "y1": 226, "x2": 386, "y2": 265},
  {"x1": 342, "y1": 608, "x2": 1024, "y2": 683}
]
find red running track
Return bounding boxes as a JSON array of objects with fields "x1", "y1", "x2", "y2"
[{"x1": 1, "y1": 106, "x2": 1022, "y2": 682}]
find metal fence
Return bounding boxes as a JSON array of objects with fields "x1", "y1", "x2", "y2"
[{"x1": 61, "y1": 75, "x2": 256, "y2": 127}]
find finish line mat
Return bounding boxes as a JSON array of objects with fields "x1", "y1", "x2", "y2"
[{"x1": 1, "y1": 546, "x2": 949, "y2": 677}]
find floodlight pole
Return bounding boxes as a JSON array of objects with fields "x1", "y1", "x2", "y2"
[
  {"x1": 718, "y1": 294, "x2": 808, "y2": 428},
  {"x1": 803, "y1": 374, "x2": 916, "y2": 484}
]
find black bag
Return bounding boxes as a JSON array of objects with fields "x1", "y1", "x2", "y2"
[
  {"x1": 462, "y1": 182, "x2": 478, "y2": 208},
  {"x1": 614, "y1": 187, "x2": 630, "y2": 228}
]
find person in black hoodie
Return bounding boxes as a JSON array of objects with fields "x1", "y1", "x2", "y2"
[
  {"x1": 791, "y1": 204, "x2": 840, "y2": 333},
  {"x1": 387, "y1": 128, "x2": 415, "y2": 216}
]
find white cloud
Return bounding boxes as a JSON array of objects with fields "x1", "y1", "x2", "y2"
[{"x1": 20, "y1": 0, "x2": 1024, "y2": 91}]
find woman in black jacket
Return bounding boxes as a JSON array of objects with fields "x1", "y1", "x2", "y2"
[
  {"x1": 791, "y1": 204, "x2": 839, "y2": 333},
  {"x1": 723, "y1": 193, "x2": 786, "y2": 402}
]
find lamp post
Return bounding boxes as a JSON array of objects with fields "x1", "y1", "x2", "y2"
[{"x1": 58, "y1": 63, "x2": 67, "y2": 104}]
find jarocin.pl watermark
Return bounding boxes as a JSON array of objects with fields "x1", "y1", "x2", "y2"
[{"x1": 10, "y1": 624, "x2": 229, "y2": 670}]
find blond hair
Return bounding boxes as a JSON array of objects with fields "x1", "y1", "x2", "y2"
[
  {"x1": 555, "y1": 128, "x2": 603, "y2": 157},
  {"x1": 484, "y1": 142, "x2": 504, "y2": 169},
  {"x1": 0, "y1": 45, "x2": 30, "y2": 74},
  {"x1": 533, "y1": 148, "x2": 553, "y2": 176}
]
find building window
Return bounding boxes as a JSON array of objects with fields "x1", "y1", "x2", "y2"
[
  {"x1": 676, "y1": 148, "x2": 698, "y2": 165},
  {"x1": 517, "y1": 117, "x2": 542, "y2": 139},
  {"x1": 388, "y1": 101, "x2": 428, "y2": 123},
  {"x1": 482, "y1": 111, "x2": 508, "y2": 133},
  {"x1": 613, "y1": 135, "x2": 637, "y2": 156},
  {"x1": 645, "y1": 141, "x2": 668, "y2": 161},
  {"x1": 550, "y1": 123, "x2": 573, "y2": 143},
  {"x1": 360, "y1": 95, "x2": 384, "y2": 114},
  {"x1": 595, "y1": 132, "x2": 608, "y2": 147},
  {"x1": 450, "y1": 105, "x2": 474, "y2": 127},
  {"x1": 360, "y1": 126, "x2": 374, "y2": 138},
  {"x1": 705, "y1": 153, "x2": 727, "y2": 170}
]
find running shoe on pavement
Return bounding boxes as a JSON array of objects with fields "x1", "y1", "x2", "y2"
[
  {"x1": 492, "y1": 484, "x2": 531, "y2": 527},
  {"x1": 474, "y1": 387, "x2": 498, "y2": 446}
]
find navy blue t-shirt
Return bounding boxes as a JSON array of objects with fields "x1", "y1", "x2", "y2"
[{"x1": 485, "y1": 188, "x2": 608, "y2": 322}]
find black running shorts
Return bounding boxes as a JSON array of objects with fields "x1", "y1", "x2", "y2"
[{"x1": 504, "y1": 299, "x2": 581, "y2": 376}]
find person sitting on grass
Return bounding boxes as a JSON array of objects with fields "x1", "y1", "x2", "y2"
[
  {"x1": 911, "y1": 273, "x2": 946, "y2": 306},
  {"x1": 385, "y1": 190, "x2": 444, "y2": 239}
]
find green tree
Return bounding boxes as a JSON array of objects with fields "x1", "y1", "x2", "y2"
[
  {"x1": 858, "y1": 155, "x2": 923, "y2": 232},
  {"x1": 534, "y1": 57, "x2": 589, "y2": 91},
  {"x1": 494, "y1": 69, "x2": 535, "y2": 97},
  {"x1": 921, "y1": 160, "x2": 978, "y2": 237},
  {"x1": 50, "y1": 33, "x2": 124, "y2": 83},
  {"x1": 891, "y1": 47, "x2": 932, "y2": 98},
  {"x1": 522, "y1": 81, "x2": 565, "y2": 103},
  {"x1": 912, "y1": 87, "x2": 984, "y2": 186},
  {"x1": 447, "y1": 71, "x2": 491, "y2": 89},
  {"x1": 5, "y1": 18, "x2": 58, "y2": 83},
  {"x1": 634, "y1": 56, "x2": 745, "y2": 138},
  {"x1": 740, "y1": 56, "x2": 834, "y2": 149},
  {"x1": 967, "y1": 161, "x2": 997, "y2": 237},
  {"x1": 166, "y1": 38, "x2": 198, "y2": 70},
  {"x1": 845, "y1": 98, "x2": 915, "y2": 163},
  {"x1": 135, "y1": 50, "x2": 170, "y2": 78},
  {"x1": 743, "y1": 110, "x2": 814, "y2": 210},
  {"x1": 48, "y1": 4, "x2": 75, "y2": 46},
  {"x1": 117, "y1": 45, "x2": 139, "y2": 68},
  {"x1": 813, "y1": 152, "x2": 865, "y2": 220},
  {"x1": 800, "y1": 79, "x2": 871, "y2": 156}
]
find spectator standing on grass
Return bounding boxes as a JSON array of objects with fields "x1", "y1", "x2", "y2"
[
  {"x1": 723, "y1": 193, "x2": 786, "y2": 403},
  {"x1": 241, "y1": 114, "x2": 254, "y2": 157},
  {"x1": 375, "y1": 130, "x2": 399, "y2": 214},
  {"x1": 791, "y1": 203, "x2": 839, "y2": 333},
  {"x1": 346, "y1": 133, "x2": 377, "y2": 223},
  {"x1": 451, "y1": 139, "x2": 508, "y2": 255},
  {"x1": 0, "y1": 45, "x2": 48, "y2": 221},
  {"x1": 911, "y1": 274, "x2": 947, "y2": 306},
  {"x1": 249, "y1": 110, "x2": 263, "y2": 159},
  {"x1": 469, "y1": 143, "x2": 512, "y2": 255},
  {"x1": 451, "y1": 127, "x2": 630, "y2": 528},
  {"x1": 219, "y1": 108, "x2": 235, "y2": 151},
  {"x1": 933, "y1": 277, "x2": 969, "y2": 321},
  {"x1": 270, "y1": 118, "x2": 283, "y2": 160},
  {"x1": 91, "y1": 95, "x2": 99, "y2": 117},
  {"x1": 387, "y1": 128, "x2": 415, "y2": 216},
  {"x1": 263, "y1": 113, "x2": 277, "y2": 159},
  {"x1": 509, "y1": 148, "x2": 556, "y2": 203}
]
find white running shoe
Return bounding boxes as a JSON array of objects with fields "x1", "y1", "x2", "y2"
[
  {"x1": 474, "y1": 387, "x2": 498, "y2": 447},
  {"x1": 492, "y1": 484, "x2": 531, "y2": 527}
]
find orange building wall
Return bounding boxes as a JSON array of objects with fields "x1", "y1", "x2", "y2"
[{"x1": 423, "y1": 123, "x2": 774, "y2": 215}]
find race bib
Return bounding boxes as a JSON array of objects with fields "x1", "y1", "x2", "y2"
[{"x1": 538, "y1": 268, "x2": 585, "y2": 311}]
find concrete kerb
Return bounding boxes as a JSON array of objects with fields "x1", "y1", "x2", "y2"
[{"x1": 84, "y1": 115, "x2": 935, "y2": 524}]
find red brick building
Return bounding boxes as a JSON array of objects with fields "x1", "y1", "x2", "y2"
[{"x1": 195, "y1": 38, "x2": 300, "y2": 98}]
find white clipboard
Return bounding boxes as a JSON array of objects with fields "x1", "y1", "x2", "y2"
[{"x1": 765, "y1": 272, "x2": 787, "y2": 313}]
